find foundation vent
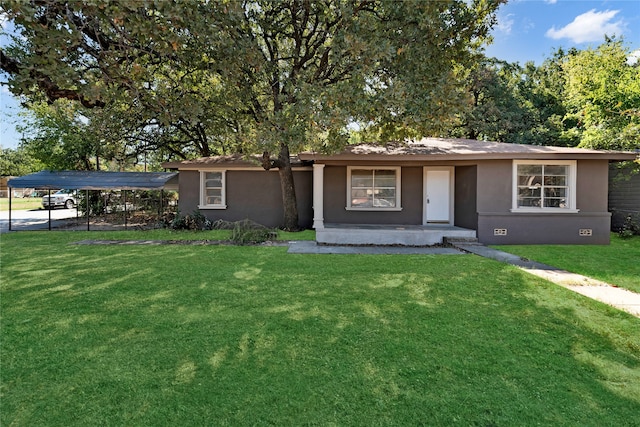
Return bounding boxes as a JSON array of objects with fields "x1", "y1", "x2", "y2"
[
  {"x1": 494, "y1": 228, "x2": 508, "y2": 236},
  {"x1": 579, "y1": 229, "x2": 593, "y2": 237}
]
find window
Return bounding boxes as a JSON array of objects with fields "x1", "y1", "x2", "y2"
[
  {"x1": 199, "y1": 170, "x2": 226, "y2": 209},
  {"x1": 512, "y1": 161, "x2": 577, "y2": 212},
  {"x1": 347, "y1": 167, "x2": 401, "y2": 210}
]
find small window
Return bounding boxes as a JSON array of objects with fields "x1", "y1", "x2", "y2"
[
  {"x1": 199, "y1": 170, "x2": 226, "y2": 209},
  {"x1": 513, "y1": 161, "x2": 577, "y2": 212},
  {"x1": 347, "y1": 167, "x2": 401, "y2": 211}
]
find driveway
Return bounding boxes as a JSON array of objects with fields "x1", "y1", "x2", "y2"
[{"x1": 0, "y1": 208, "x2": 79, "y2": 233}]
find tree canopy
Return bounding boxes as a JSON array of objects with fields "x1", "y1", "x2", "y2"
[
  {"x1": 0, "y1": 145, "x2": 43, "y2": 176},
  {"x1": 1, "y1": 0, "x2": 502, "y2": 229},
  {"x1": 449, "y1": 40, "x2": 639, "y2": 152},
  {"x1": 562, "y1": 39, "x2": 640, "y2": 151}
]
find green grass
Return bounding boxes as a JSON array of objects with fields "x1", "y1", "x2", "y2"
[
  {"x1": 1, "y1": 231, "x2": 639, "y2": 426},
  {"x1": 0, "y1": 198, "x2": 43, "y2": 211},
  {"x1": 494, "y1": 234, "x2": 640, "y2": 294}
]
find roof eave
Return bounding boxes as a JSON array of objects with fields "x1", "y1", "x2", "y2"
[
  {"x1": 162, "y1": 162, "x2": 264, "y2": 170},
  {"x1": 299, "y1": 152, "x2": 639, "y2": 162}
]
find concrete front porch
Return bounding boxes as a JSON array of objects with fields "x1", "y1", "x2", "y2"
[{"x1": 316, "y1": 223, "x2": 477, "y2": 246}]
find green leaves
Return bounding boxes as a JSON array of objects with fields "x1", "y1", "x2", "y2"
[
  {"x1": 2, "y1": 0, "x2": 502, "y2": 227},
  {"x1": 0, "y1": 146, "x2": 43, "y2": 176},
  {"x1": 562, "y1": 39, "x2": 640, "y2": 151},
  {"x1": 448, "y1": 39, "x2": 639, "y2": 151},
  {"x1": 2, "y1": 0, "x2": 502, "y2": 158}
]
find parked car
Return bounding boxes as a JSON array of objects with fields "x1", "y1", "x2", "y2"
[{"x1": 42, "y1": 189, "x2": 77, "y2": 209}]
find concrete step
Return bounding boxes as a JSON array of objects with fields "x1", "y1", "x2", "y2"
[
  {"x1": 317, "y1": 226, "x2": 477, "y2": 246},
  {"x1": 443, "y1": 236, "x2": 480, "y2": 245}
]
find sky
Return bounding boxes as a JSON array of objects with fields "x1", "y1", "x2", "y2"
[
  {"x1": 1, "y1": 0, "x2": 639, "y2": 150},
  {"x1": 485, "y1": 0, "x2": 640, "y2": 65}
]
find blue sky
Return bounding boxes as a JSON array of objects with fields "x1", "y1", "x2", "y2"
[
  {"x1": 1, "y1": 0, "x2": 639, "y2": 150},
  {"x1": 485, "y1": 0, "x2": 640, "y2": 64}
]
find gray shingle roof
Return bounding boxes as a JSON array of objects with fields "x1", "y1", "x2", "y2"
[
  {"x1": 298, "y1": 138, "x2": 638, "y2": 161},
  {"x1": 8, "y1": 170, "x2": 178, "y2": 190}
]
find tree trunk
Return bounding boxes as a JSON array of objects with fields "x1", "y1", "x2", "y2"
[{"x1": 277, "y1": 143, "x2": 300, "y2": 231}]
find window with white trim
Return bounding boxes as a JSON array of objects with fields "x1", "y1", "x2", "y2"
[
  {"x1": 199, "y1": 170, "x2": 226, "y2": 209},
  {"x1": 347, "y1": 167, "x2": 401, "y2": 210},
  {"x1": 513, "y1": 161, "x2": 577, "y2": 212}
]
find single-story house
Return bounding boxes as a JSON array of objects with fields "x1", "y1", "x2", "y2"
[{"x1": 163, "y1": 138, "x2": 637, "y2": 245}]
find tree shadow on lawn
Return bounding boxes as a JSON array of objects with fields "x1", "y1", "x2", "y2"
[{"x1": 1, "y1": 246, "x2": 639, "y2": 426}]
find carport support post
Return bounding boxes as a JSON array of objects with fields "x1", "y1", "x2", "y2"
[
  {"x1": 48, "y1": 189, "x2": 51, "y2": 231},
  {"x1": 86, "y1": 190, "x2": 90, "y2": 231},
  {"x1": 8, "y1": 187, "x2": 12, "y2": 231},
  {"x1": 124, "y1": 190, "x2": 127, "y2": 230},
  {"x1": 76, "y1": 189, "x2": 79, "y2": 224}
]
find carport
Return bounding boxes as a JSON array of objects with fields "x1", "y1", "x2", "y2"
[{"x1": 7, "y1": 170, "x2": 178, "y2": 231}]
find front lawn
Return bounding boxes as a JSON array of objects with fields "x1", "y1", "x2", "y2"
[
  {"x1": 1, "y1": 231, "x2": 639, "y2": 426},
  {"x1": 494, "y1": 234, "x2": 640, "y2": 294}
]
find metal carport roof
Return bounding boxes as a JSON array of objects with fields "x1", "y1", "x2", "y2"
[{"x1": 7, "y1": 170, "x2": 178, "y2": 190}]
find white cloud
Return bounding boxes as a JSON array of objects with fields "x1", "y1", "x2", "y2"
[
  {"x1": 522, "y1": 18, "x2": 535, "y2": 33},
  {"x1": 0, "y1": 13, "x2": 8, "y2": 30},
  {"x1": 496, "y1": 13, "x2": 515, "y2": 35},
  {"x1": 544, "y1": 0, "x2": 558, "y2": 4},
  {"x1": 546, "y1": 9, "x2": 626, "y2": 43},
  {"x1": 628, "y1": 49, "x2": 640, "y2": 66}
]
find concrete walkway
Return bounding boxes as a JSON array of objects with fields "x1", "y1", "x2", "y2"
[
  {"x1": 0, "y1": 208, "x2": 79, "y2": 233},
  {"x1": 452, "y1": 243, "x2": 640, "y2": 318},
  {"x1": 288, "y1": 240, "x2": 463, "y2": 255}
]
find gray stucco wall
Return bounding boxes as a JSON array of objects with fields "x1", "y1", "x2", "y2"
[
  {"x1": 178, "y1": 169, "x2": 313, "y2": 229},
  {"x1": 477, "y1": 159, "x2": 612, "y2": 244},
  {"x1": 323, "y1": 165, "x2": 423, "y2": 224},
  {"x1": 454, "y1": 165, "x2": 478, "y2": 230},
  {"x1": 175, "y1": 157, "x2": 615, "y2": 243},
  {"x1": 609, "y1": 165, "x2": 640, "y2": 230}
]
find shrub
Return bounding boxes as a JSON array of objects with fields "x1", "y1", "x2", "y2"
[
  {"x1": 229, "y1": 219, "x2": 277, "y2": 245},
  {"x1": 165, "y1": 214, "x2": 276, "y2": 242},
  {"x1": 618, "y1": 213, "x2": 640, "y2": 239},
  {"x1": 77, "y1": 190, "x2": 106, "y2": 215},
  {"x1": 167, "y1": 210, "x2": 213, "y2": 231}
]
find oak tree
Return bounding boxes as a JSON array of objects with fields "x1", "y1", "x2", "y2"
[
  {"x1": 562, "y1": 38, "x2": 640, "y2": 151},
  {"x1": 1, "y1": 0, "x2": 501, "y2": 229}
]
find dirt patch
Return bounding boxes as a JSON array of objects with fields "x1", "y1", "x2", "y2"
[
  {"x1": 56, "y1": 212, "x2": 165, "y2": 231},
  {"x1": 71, "y1": 239, "x2": 288, "y2": 246}
]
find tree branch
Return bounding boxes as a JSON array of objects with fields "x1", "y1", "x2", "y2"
[{"x1": 1, "y1": 49, "x2": 106, "y2": 108}]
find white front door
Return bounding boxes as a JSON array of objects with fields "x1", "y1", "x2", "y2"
[{"x1": 424, "y1": 168, "x2": 453, "y2": 224}]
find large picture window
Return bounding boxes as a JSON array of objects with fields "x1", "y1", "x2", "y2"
[
  {"x1": 199, "y1": 170, "x2": 226, "y2": 209},
  {"x1": 347, "y1": 167, "x2": 401, "y2": 210},
  {"x1": 513, "y1": 161, "x2": 577, "y2": 212}
]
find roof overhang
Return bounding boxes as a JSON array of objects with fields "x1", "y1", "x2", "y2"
[
  {"x1": 162, "y1": 154, "x2": 312, "y2": 170},
  {"x1": 7, "y1": 171, "x2": 179, "y2": 190},
  {"x1": 298, "y1": 138, "x2": 639, "y2": 162}
]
